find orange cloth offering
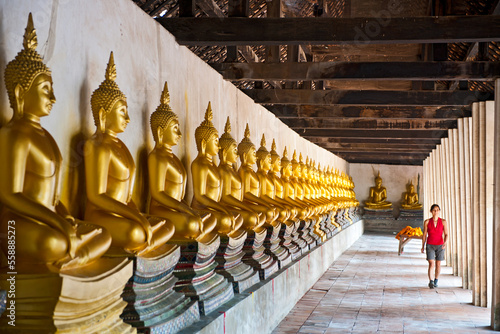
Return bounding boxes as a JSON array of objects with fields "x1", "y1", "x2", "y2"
[{"x1": 395, "y1": 226, "x2": 423, "y2": 240}]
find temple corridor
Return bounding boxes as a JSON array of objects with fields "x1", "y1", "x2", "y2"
[{"x1": 273, "y1": 233, "x2": 492, "y2": 334}]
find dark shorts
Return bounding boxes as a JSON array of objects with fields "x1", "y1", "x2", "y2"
[{"x1": 426, "y1": 244, "x2": 445, "y2": 261}]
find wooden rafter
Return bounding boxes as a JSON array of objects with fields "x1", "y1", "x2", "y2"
[{"x1": 156, "y1": 16, "x2": 500, "y2": 46}]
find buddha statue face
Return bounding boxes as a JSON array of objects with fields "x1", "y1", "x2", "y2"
[
  {"x1": 205, "y1": 132, "x2": 220, "y2": 157},
  {"x1": 408, "y1": 184, "x2": 415, "y2": 193},
  {"x1": 375, "y1": 177, "x2": 382, "y2": 187},
  {"x1": 104, "y1": 99, "x2": 129, "y2": 134},
  {"x1": 272, "y1": 158, "x2": 281, "y2": 173},
  {"x1": 20, "y1": 73, "x2": 56, "y2": 118},
  {"x1": 282, "y1": 162, "x2": 292, "y2": 177},
  {"x1": 163, "y1": 118, "x2": 182, "y2": 146},
  {"x1": 225, "y1": 142, "x2": 238, "y2": 164},
  {"x1": 260, "y1": 153, "x2": 271, "y2": 171},
  {"x1": 244, "y1": 146, "x2": 257, "y2": 165}
]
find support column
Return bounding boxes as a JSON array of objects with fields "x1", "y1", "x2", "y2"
[
  {"x1": 464, "y1": 117, "x2": 473, "y2": 290},
  {"x1": 447, "y1": 130, "x2": 457, "y2": 275},
  {"x1": 491, "y1": 78, "x2": 500, "y2": 330},
  {"x1": 458, "y1": 119, "x2": 468, "y2": 288},
  {"x1": 479, "y1": 102, "x2": 487, "y2": 307},
  {"x1": 472, "y1": 102, "x2": 481, "y2": 306},
  {"x1": 442, "y1": 138, "x2": 452, "y2": 266},
  {"x1": 486, "y1": 101, "x2": 495, "y2": 308},
  {"x1": 453, "y1": 128, "x2": 462, "y2": 278}
]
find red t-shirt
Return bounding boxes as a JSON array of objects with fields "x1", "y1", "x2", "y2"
[{"x1": 427, "y1": 217, "x2": 444, "y2": 245}]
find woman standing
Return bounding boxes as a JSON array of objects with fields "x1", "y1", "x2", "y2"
[{"x1": 421, "y1": 204, "x2": 449, "y2": 289}]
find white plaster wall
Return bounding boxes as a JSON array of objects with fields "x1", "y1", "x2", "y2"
[
  {"x1": 0, "y1": 0, "x2": 348, "y2": 215},
  {"x1": 350, "y1": 163, "x2": 424, "y2": 216}
]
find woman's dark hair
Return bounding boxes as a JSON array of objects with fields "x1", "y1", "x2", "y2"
[{"x1": 430, "y1": 204, "x2": 440, "y2": 212}]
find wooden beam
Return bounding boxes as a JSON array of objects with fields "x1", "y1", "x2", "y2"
[
  {"x1": 304, "y1": 137, "x2": 441, "y2": 145},
  {"x1": 335, "y1": 152, "x2": 429, "y2": 159},
  {"x1": 321, "y1": 147, "x2": 432, "y2": 153},
  {"x1": 244, "y1": 89, "x2": 492, "y2": 106},
  {"x1": 211, "y1": 61, "x2": 500, "y2": 81},
  {"x1": 281, "y1": 118, "x2": 457, "y2": 130},
  {"x1": 340, "y1": 156, "x2": 424, "y2": 165},
  {"x1": 179, "y1": 0, "x2": 195, "y2": 17},
  {"x1": 314, "y1": 142, "x2": 436, "y2": 150},
  {"x1": 156, "y1": 16, "x2": 500, "y2": 46},
  {"x1": 197, "y1": 0, "x2": 225, "y2": 17},
  {"x1": 268, "y1": 105, "x2": 471, "y2": 119},
  {"x1": 297, "y1": 129, "x2": 448, "y2": 138}
]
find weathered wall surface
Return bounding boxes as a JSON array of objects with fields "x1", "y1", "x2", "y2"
[
  {"x1": 0, "y1": 0, "x2": 348, "y2": 217},
  {"x1": 350, "y1": 163, "x2": 424, "y2": 216}
]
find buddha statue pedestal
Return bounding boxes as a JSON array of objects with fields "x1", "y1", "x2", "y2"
[
  {"x1": 0, "y1": 258, "x2": 135, "y2": 333},
  {"x1": 296, "y1": 219, "x2": 317, "y2": 250},
  {"x1": 278, "y1": 222, "x2": 302, "y2": 261},
  {"x1": 120, "y1": 244, "x2": 200, "y2": 333},
  {"x1": 363, "y1": 207, "x2": 394, "y2": 220},
  {"x1": 242, "y1": 229, "x2": 279, "y2": 280},
  {"x1": 398, "y1": 209, "x2": 424, "y2": 221},
  {"x1": 172, "y1": 237, "x2": 234, "y2": 316},
  {"x1": 264, "y1": 223, "x2": 292, "y2": 269},
  {"x1": 289, "y1": 219, "x2": 310, "y2": 253},
  {"x1": 215, "y1": 233, "x2": 260, "y2": 293}
]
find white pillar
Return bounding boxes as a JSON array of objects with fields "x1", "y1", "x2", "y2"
[
  {"x1": 472, "y1": 102, "x2": 481, "y2": 306},
  {"x1": 458, "y1": 119, "x2": 468, "y2": 288},
  {"x1": 464, "y1": 117, "x2": 473, "y2": 289},
  {"x1": 480, "y1": 101, "x2": 487, "y2": 307},
  {"x1": 491, "y1": 78, "x2": 500, "y2": 330},
  {"x1": 486, "y1": 101, "x2": 495, "y2": 308},
  {"x1": 448, "y1": 130, "x2": 458, "y2": 275},
  {"x1": 442, "y1": 138, "x2": 452, "y2": 266},
  {"x1": 453, "y1": 128, "x2": 462, "y2": 278}
]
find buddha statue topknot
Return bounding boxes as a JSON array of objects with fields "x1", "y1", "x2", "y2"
[
  {"x1": 148, "y1": 82, "x2": 217, "y2": 242},
  {"x1": 84, "y1": 52, "x2": 175, "y2": 256},
  {"x1": 0, "y1": 14, "x2": 111, "y2": 271}
]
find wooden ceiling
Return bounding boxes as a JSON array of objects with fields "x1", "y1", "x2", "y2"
[{"x1": 131, "y1": 0, "x2": 500, "y2": 165}]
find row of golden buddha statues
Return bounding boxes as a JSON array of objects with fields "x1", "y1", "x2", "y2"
[
  {"x1": 0, "y1": 15, "x2": 359, "y2": 333},
  {"x1": 364, "y1": 172, "x2": 422, "y2": 210}
]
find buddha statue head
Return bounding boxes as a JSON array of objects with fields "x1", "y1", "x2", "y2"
[
  {"x1": 291, "y1": 150, "x2": 300, "y2": 177},
  {"x1": 4, "y1": 13, "x2": 54, "y2": 119},
  {"x1": 256, "y1": 134, "x2": 271, "y2": 171},
  {"x1": 91, "y1": 52, "x2": 128, "y2": 133},
  {"x1": 375, "y1": 172, "x2": 383, "y2": 187},
  {"x1": 237, "y1": 123, "x2": 256, "y2": 165},
  {"x1": 270, "y1": 139, "x2": 281, "y2": 172},
  {"x1": 195, "y1": 102, "x2": 219, "y2": 156},
  {"x1": 150, "y1": 82, "x2": 181, "y2": 147},
  {"x1": 280, "y1": 147, "x2": 292, "y2": 177},
  {"x1": 219, "y1": 116, "x2": 238, "y2": 164}
]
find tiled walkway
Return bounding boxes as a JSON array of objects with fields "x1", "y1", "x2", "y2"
[{"x1": 273, "y1": 233, "x2": 493, "y2": 334}]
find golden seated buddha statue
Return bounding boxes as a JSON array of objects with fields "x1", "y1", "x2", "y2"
[
  {"x1": 237, "y1": 125, "x2": 279, "y2": 227},
  {"x1": 401, "y1": 182, "x2": 422, "y2": 210},
  {"x1": 190, "y1": 103, "x2": 244, "y2": 237},
  {"x1": 0, "y1": 14, "x2": 111, "y2": 271},
  {"x1": 84, "y1": 52, "x2": 174, "y2": 256},
  {"x1": 148, "y1": 82, "x2": 217, "y2": 243},
  {"x1": 364, "y1": 172, "x2": 392, "y2": 209},
  {"x1": 256, "y1": 135, "x2": 292, "y2": 224},
  {"x1": 218, "y1": 117, "x2": 265, "y2": 232}
]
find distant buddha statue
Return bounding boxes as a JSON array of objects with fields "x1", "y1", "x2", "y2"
[
  {"x1": 190, "y1": 103, "x2": 244, "y2": 237},
  {"x1": 84, "y1": 52, "x2": 174, "y2": 256},
  {"x1": 256, "y1": 135, "x2": 291, "y2": 224},
  {"x1": 218, "y1": 117, "x2": 265, "y2": 232},
  {"x1": 401, "y1": 181, "x2": 422, "y2": 210},
  {"x1": 0, "y1": 14, "x2": 111, "y2": 271},
  {"x1": 364, "y1": 172, "x2": 392, "y2": 209},
  {"x1": 148, "y1": 82, "x2": 217, "y2": 242},
  {"x1": 237, "y1": 125, "x2": 279, "y2": 227}
]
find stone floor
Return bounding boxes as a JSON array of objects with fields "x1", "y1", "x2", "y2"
[{"x1": 272, "y1": 233, "x2": 493, "y2": 334}]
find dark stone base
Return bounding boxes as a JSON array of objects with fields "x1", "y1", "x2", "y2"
[
  {"x1": 242, "y1": 229, "x2": 279, "y2": 280},
  {"x1": 172, "y1": 237, "x2": 235, "y2": 316},
  {"x1": 216, "y1": 233, "x2": 261, "y2": 294},
  {"x1": 264, "y1": 224, "x2": 292, "y2": 269},
  {"x1": 121, "y1": 244, "x2": 200, "y2": 333}
]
